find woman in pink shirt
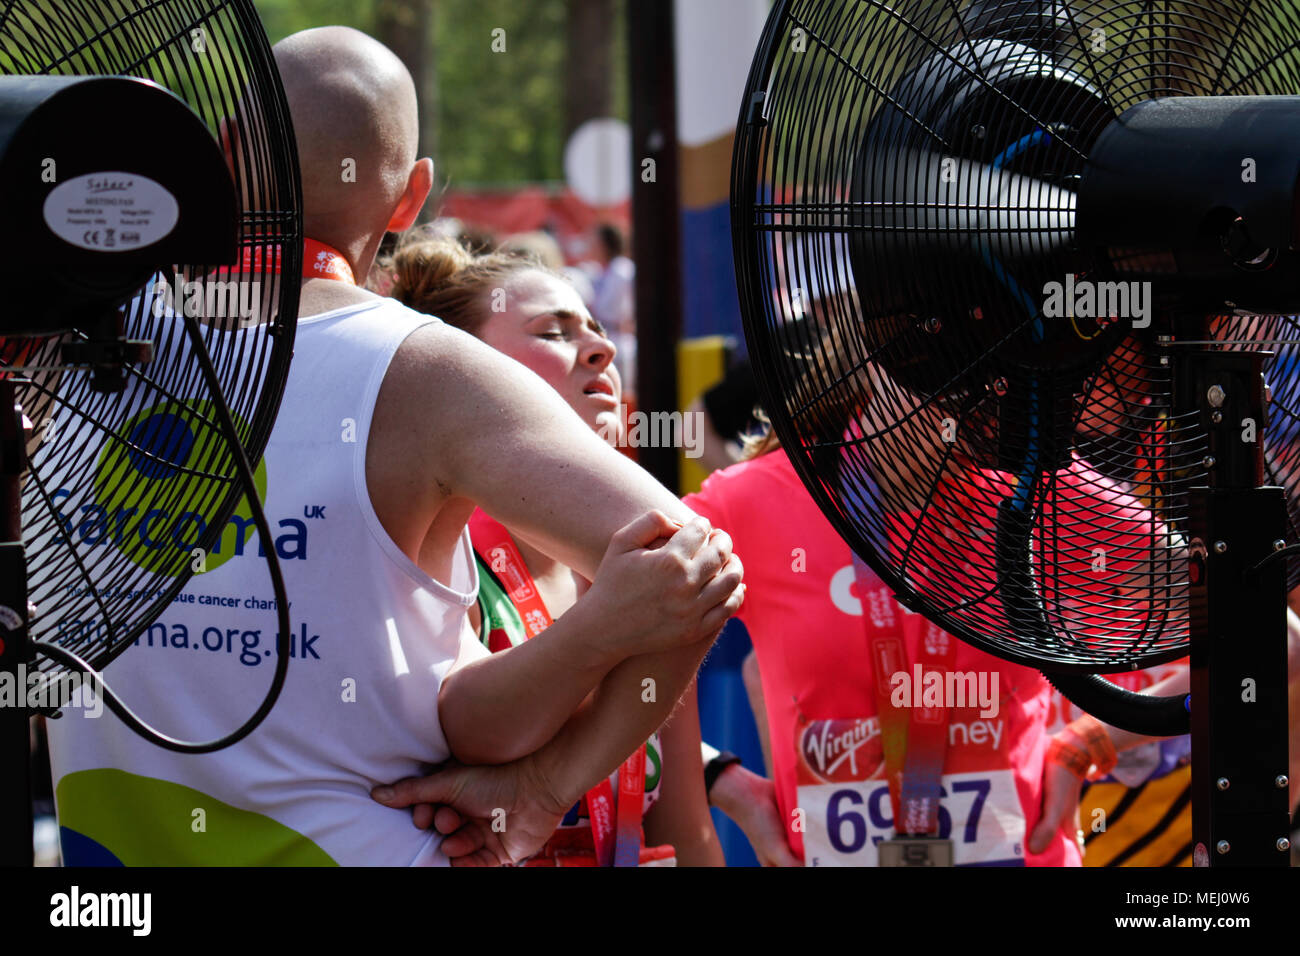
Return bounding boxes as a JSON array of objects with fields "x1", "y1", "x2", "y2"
[{"x1": 686, "y1": 439, "x2": 1087, "y2": 866}]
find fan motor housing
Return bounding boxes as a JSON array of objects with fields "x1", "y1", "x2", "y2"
[
  {"x1": 848, "y1": 38, "x2": 1116, "y2": 475},
  {"x1": 852, "y1": 39, "x2": 1108, "y2": 321},
  {"x1": 0, "y1": 75, "x2": 238, "y2": 335},
  {"x1": 1077, "y1": 96, "x2": 1300, "y2": 314}
]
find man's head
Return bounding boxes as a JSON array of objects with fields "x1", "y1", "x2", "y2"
[
  {"x1": 272, "y1": 27, "x2": 432, "y2": 272},
  {"x1": 593, "y1": 223, "x2": 624, "y2": 264}
]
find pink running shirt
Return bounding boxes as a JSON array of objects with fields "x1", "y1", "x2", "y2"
[{"x1": 686, "y1": 449, "x2": 1081, "y2": 866}]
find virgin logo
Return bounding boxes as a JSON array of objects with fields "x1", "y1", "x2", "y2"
[{"x1": 799, "y1": 717, "x2": 884, "y2": 784}]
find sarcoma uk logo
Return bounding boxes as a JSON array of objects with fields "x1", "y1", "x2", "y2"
[{"x1": 50, "y1": 401, "x2": 304, "y2": 576}]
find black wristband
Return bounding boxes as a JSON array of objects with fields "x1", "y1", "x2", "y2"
[{"x1": 703, "y1": 750, "x2": 742, "y2": 796}]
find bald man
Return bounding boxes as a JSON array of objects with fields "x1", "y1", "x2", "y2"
[{"x1": 46, "y1": 26, "x2": 741, "y2": 866}]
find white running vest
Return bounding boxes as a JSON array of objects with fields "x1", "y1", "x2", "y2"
[{"x1": 47, "y1": 297, "x2": 484, "y2": 866}]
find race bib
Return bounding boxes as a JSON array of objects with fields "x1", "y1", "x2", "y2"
[{"x1": 795, "y1": 714, "x2": 1025, "y2": 867}]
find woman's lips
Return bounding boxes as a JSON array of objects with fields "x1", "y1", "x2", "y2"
[{"x1": 583, "y1": 377, "x2": 618, "y2": 404}]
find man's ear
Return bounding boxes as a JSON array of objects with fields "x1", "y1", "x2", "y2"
[{"x1": 387, "y1": 158, "x2": 434, "y2": 233}]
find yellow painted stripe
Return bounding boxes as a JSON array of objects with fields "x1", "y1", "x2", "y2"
[{"x1": 677, "y1": 336, "x2": 730, "y2": 494}]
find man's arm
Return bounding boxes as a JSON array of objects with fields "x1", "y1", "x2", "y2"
[
  {"x1": 439, "y1": 513, "x2": 742, "y2": 765},
  {"x1": 529, "y1": 632, "x2": 725, "y2": 819},
  {"x1": 372, "y1": 625, "x2": 738, "y2": 865},
  {"x1": 370, "y1": 322, "x2": 702, "y2": 579},
  {"x1": 365, "y1": 322, "x2": 745, "y2": 823}
]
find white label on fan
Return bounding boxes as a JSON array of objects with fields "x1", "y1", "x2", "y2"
[{"x1": 42, "y1": 172, "x2": 179, "y2": 252}]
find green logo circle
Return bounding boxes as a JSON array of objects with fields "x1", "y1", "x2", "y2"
[{"x1": 93, "y1": 400, "x2": 267, "y2": 576}]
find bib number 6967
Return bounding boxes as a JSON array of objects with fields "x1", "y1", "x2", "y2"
[{"x1": 826, "y1": 778, "x2": 992, "y2": 854}]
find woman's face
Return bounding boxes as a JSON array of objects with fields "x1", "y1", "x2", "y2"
[{"x1": 478, "y1": 269, "x2": 623, "y2": 438}]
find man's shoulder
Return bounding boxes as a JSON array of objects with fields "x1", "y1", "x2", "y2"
[
  {"x1": 372, "y1": 313, "x2": 513, "y2": 423},
  {"x1": 383, "y1": 311, "x2": 478, "y2": 365},
  {"x1": 301, "y1": 288, "x2": 423, "y2": 323},
  {"x1": 299, "y1": 295, "x2": 457, "y2": 362}
]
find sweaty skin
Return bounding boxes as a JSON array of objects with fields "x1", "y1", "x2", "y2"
[{"x1": 268, "y1": 28, "x2": 744, "y2": 861}]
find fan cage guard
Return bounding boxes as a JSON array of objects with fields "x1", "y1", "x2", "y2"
[
  {"x1": 1, "y1": 0, "x2": 301, "y2": 679},
  {"x1": 733, "y1": 0, "x2": 1300, "y2": 672}
]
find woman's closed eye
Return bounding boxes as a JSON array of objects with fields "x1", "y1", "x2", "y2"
[{"x1": 529, "y1": 311, "x2": 607, "y2": 342}]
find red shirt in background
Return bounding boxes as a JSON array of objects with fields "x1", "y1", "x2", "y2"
[{"x1": 686, "y1": 449, "x2": 1080, "y2": 866}]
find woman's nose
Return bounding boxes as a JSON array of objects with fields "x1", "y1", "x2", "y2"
[{"x1": 582, "y1": 333, "x2": 616, "y2": 368}]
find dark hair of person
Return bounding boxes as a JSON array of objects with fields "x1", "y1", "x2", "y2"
[{"x1": 596, "y1": 222, "x2": 625, "y2": 259}]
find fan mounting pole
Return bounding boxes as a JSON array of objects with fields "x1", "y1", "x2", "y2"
[
  {"x1": 0, "y1": 379, "x2": 32, "y2": 866},
  {"x1": 1182, "y1": 345, "x2": 1292, "y2": 867}
]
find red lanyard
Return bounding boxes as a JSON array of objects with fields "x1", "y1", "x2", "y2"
[
  {"x1": 8, "y1": 239, "x2": 355, "y2": 374},
  {"x1": 233, "y1": 238, "x2": 356, "y2": 285},
  {"x1": 468, "y1": 510, "x2": 646, "y2": 866},
  {"x1": 469, "y1": 511, "x2": 553, "y2": 639},
  {"x1": 853, "y1": 553, "x2": 956, "y2": 836}
]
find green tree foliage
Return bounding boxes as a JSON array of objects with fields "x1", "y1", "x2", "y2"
[
  {"x1": 253, "y1": 0, "x2": 626, "y2": 187},
  {"x1": 433, "y1": 0, "x2": 569, "y2": 186}
]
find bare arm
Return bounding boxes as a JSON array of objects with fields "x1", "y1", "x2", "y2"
[
  {"x1": 372, "y1": 627, "x2": 743, "y2": 865},
  {"x1": 367, "y1": 324, "x2": 747, "y2": 856},
  {"x1": 438, "y1": 511, "x2": 743, "y2": 765},
  {"x1": 371, "y1": 323, "x2": 700, "y2": 579},
  {"x1": 643, "y1": 681, "x2": 725, "y2": 866},
  {"x1": 529, "y1": 633, "x2": 723, "y2": 816},
  {"x1": 437, "y1": 598, "x2": 614, "y2": 766}
]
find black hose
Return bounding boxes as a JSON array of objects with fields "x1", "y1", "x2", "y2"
[
  {"x1": 996, "y1": 498, "x2": 1190, "y2": 736},
  {"x1": 1045, "y1": 671, "x2": 1189, "y2": 737}
]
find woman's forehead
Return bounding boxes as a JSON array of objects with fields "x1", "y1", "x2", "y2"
[{"x1": 506, "y1": 269, "x2": 586, "y2": 316}]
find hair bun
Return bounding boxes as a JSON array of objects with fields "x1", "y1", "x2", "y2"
[
  {"x1": 388, "y1": 236, "x2": 473, "y2": 307},
  {"x1": 381, "y1": 230, "x2": 562, "y2": 334}
]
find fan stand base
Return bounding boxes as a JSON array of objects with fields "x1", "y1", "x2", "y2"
[
  {"x1": 1183, "y1": 345, "x2": 1291, "y2": 866},
  {"x1": 0, "y1": 379, "x2": 33, "y2": 866},
  {"x1": 1189, "y1": 485, "x2": 1292, "y2": 866}
]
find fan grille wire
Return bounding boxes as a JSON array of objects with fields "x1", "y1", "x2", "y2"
[
  {"x1": 733, "y1": 0, "x2": 1300, "y2": 670},
  {"x1": 1, "y1": 0, "x2": 300, "y2": 676}
]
